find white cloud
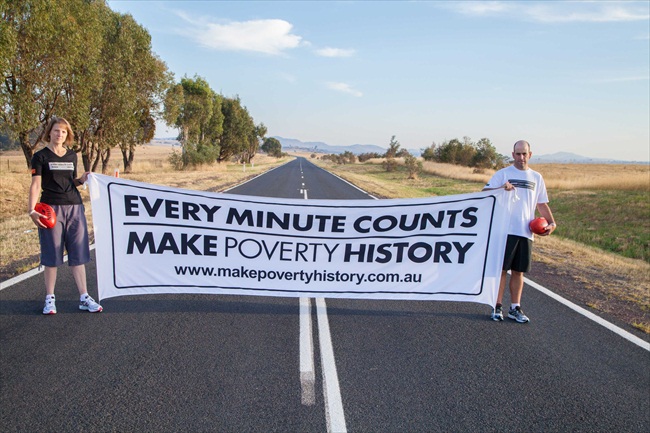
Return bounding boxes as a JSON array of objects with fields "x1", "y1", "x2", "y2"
[
  {"x1": 326, "y1": 82, "x2": 363, "y2": 97},
  {"x1": 449, "y1": 1, "x2": 513, "y2": 16},
  {"x1": 444, "y1": 1, "x2": 649, "y2": 23},
  {"x1": 315, "y1": 47, "x2": 356, "y2": 57},
  {"x1": 175, "y1": 12, "x2": 303, "y2": 55},
  {"x1": 526, "y1": 4, "x2": 650, "y2": 23}
]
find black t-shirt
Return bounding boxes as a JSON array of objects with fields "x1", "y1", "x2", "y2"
[{"x1": 31, "y1": 147, "x2": 83, "y2": 205}]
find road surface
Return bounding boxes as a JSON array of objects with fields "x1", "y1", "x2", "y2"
[{"x1": 1, "y1": 157, "x2": 648, "y2": 432}]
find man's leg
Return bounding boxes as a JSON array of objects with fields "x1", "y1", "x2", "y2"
[
  {"x1": 490, "y1": 271, "x2": 508, "y2": 321},
  {"x1": 497, "y1": 270, "x2": 508, "y2": 305},
  {"x1": 508, "y1": 270, "x2": 529, "y2": 323},
  {"x1": 509, "y1": 270, "x2": 525, "y2": 304}
]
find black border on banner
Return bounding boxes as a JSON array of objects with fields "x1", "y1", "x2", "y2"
[{"x1": 105, "y1": 181, "x2": 499, "y2": 297}]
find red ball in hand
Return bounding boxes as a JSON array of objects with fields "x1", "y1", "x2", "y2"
[
  {"x1": 529, "y1": 217, "x2": 548, "y2": 235},
  {"x1": 34, "y1": 203, "x2": 56, "y2": 229}
]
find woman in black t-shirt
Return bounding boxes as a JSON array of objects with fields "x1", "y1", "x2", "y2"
[{"x1": 28, "y1": 117, "x2": 103, "y2": 315}]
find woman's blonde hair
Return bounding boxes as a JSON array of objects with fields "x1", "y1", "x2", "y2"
[{"x1": 43, "y1": 116, "x2": 74, "y2": 145}]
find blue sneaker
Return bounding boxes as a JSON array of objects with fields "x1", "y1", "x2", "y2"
[
  {"x1": 79, "y1": 295, "x2": 103, "y2": 313},
  {"x1": 491, "y1": 305, "x2": 503, "y2": 321},
  {"x1": 43, "y1": 296, "x2": 57, "y2": 315},
  {"x1": 508, "y1": 306, "x2": 529, "y2": 323}
]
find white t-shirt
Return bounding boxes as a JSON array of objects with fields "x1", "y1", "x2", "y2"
[{"x1": 485, "y1": 165, "x2": 549, "y2": 239}]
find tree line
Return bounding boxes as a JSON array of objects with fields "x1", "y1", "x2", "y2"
[
  {"x1": 1, "y1": 0, "x2": 264, "y2": 172},
  {"x1": 322, "y1": 135, "x2": 508, "y2": 173}
]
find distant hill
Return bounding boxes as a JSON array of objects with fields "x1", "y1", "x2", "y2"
[
  {"x1": 273, "y1": 136, "x2": 421, "y2": 156},
  {"x1": 273, "y1": 136, "x2": 388, "y2": 155},
  {"x1": 151, "y1": 138, "x2": 180, "y2": 147},
  {"x1": 531, "y1": 151, "x2": 648, "y2": 165}
]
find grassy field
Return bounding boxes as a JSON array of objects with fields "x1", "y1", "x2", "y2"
[{"x1": 1, "y1": 147, "x2": 648, "y2": 332}]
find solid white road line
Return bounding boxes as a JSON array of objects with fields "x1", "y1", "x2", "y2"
[
  {"x1": 525, "y1": 276, "x2": 649, "y2": 351},
  {"x1": 316, "y1": 297, "x2": 347, "y2": 433},
  {"x1": 300, "y1": 297, "x2": 316, "y2": 405}
]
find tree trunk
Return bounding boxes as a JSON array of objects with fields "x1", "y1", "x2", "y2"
[
  {"x1": 100, "y1": 147, "x2": 111, "y2": 174},
  {"x1": 19, "y1": 130, "x2": 34, "y2": 169},
  {"x1": 121, "y1": 144, "x2": 135, "y2": 173}
]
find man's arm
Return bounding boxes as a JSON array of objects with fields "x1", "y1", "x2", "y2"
[
  {"x1": 536, "y1": 203, "x2": 556, "y2": 236},
  {"x1": 483, "y1": 181, "x2": 515, "y2": 192}
]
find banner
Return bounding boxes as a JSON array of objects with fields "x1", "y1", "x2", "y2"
[{"x1": 88, "y1": 174, "x2": 512, "y2": 306}]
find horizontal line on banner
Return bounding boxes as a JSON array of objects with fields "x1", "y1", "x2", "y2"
[{"x1": 118, "y1": 223, "x2": 479, "y2": 239}]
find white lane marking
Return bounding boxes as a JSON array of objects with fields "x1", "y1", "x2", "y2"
[
  {"x1": 299, "y1": 189, "x2": 315, "y2": 404},
  {"x1": 525, "y1": 276, "x2": 649, "y2": 351},
  {"x1": 316, "y1": 297, "x2": 347, "y2": 433},
  {"x1": 300, "y1": 167, "x2": 346, "y2": 431},
  {"x1": 300, "y1": 297, "x2": 316, "y2": 405}
]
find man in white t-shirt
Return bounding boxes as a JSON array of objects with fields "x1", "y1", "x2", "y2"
[{"x1": 483, "y1": 140, "x2": 557, "y2": 323}]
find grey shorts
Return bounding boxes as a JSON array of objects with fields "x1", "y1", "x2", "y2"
[
  {"x1": 502, "y1": 235, "x2": 533, "y2": 273},
  {"x1": 39, "y1": 204, "x2": 90, "y2": 267}
]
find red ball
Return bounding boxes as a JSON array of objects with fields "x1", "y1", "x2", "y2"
[
  {"x1": 529, "y1": 217, "x2": 548, "y2": 235},
  {"x1": 34, "y1": 202, "x2": 56, "y2": 229}
]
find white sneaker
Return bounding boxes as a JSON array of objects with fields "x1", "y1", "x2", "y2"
[
  {"x1": 79, "y1": 295, "x2": 103, "y2": 313},
  {"x1": 43, "y1": 296, "x2": 57, "y2": 315}
]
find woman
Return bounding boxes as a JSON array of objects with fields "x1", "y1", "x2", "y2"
[{"x1": 28, "y1": 117, "x2": 102, "y2": 315}]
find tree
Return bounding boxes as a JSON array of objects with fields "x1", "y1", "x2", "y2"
[
  {"x1": 218, "y1": 96, "x2": 255, "y2": 163},
  {"x1": 243, "y1": 122, "x2": 266, "y2": 164},
  {"x1": 471, "y1": 137, "x2": 508, "y2": 170},
  {"x1": 1, "y1": 0, "x2": 104, "y2": 168},
  {"x1": 421, "y1": 142, "x2": 437, "y2": 161},
  {"x1": 358, "y1": 152, "x2": 381, "y2": 162},
  {"x1": 163, "y1": 75, "x2": 220, "y2": 168},
  {"x1": 403, "y1": 151, "x2": 422, "y2": 179},
  {"x1": 87, "y1": 10, "x2": 170, "y2": 173},
  {"x1": 175, "y1": 76, "x2": 215, "y2": 147},
  {"x1": 262, "y1": 137, "x2": 282, "y2": 157},
  {"x1": 383, "y1": 135, "x2": 400, "y2": 172}
]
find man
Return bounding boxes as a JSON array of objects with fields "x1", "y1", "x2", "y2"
[{"x1": 483, "y1": 140, "x2": 556, "y2": 323}]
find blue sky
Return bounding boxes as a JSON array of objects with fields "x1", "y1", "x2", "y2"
[{"x1": 108, "y1": 1, "x2": 650, "y2": 162}]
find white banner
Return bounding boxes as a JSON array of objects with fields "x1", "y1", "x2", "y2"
[{"x1": 88, "y1": 174, "x2": 512, "y2": 306}]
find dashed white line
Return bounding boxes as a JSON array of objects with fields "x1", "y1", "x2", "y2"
[
  {"x1": 300, "y1": 297, "x2": 316, "y2": 405},
  {"x1": 316, "y1": 297, "x2": 347, "y2": 433}
]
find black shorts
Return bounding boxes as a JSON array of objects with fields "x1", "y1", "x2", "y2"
[{"x1": 502, "y1": 235, "x2": 532, "y2": 273}]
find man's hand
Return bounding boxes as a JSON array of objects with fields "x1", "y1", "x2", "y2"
[{"x1": 539, "y1": 222, "x2": 556, "y2": 236}]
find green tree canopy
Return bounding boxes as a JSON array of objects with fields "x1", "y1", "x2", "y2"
[
  {"x1": 261, "y1": 137, "x2": 282, "y2": 157},
  {"x1": 1, "y1": 0, "x2": 104, "y2": 167}
]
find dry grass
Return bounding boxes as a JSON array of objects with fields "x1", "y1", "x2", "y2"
[
  {"x1": 533, "y1": 163, "x2": 650, "y2": 191},
  {"x1": 533, "y1": 236, "x2": 649, "y2": 309},
  {"x1": 359, "y1": 157, "x2": 650, "y2": 191}
]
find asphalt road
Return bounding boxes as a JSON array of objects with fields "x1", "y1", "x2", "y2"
[{"x1": 1, "y1": 157, "x2": 648, "y2": 432}]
